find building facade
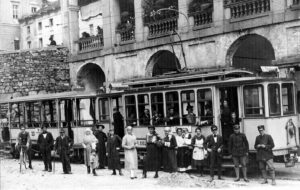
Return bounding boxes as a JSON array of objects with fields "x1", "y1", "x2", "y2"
[
  {"x1": 0, "y1": 0, "x2": 42, "y2": 51},
  {"x1": 65, "y1": 0, "x2": 300, "y2": 94}
]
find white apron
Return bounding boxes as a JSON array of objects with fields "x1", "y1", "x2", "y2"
[{"x1": 192, "y1": 138, "x2": 205, "y2": 160}]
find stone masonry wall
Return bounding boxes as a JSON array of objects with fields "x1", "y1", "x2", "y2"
[{"x1": 0, "y1": 46, "x2": 71, "y2": 99}]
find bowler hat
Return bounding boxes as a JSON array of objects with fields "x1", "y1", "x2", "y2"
[
  {"x1": 96, "y1": 123, "x2": 105, "y2": 129},
  {"x1": 233, "y1": 125, "x2": 240, "y2": 130},
  {"x1": 211, "y1": 125, "x2": 218, "y2": 131},
  {"x1": 257, "y1": 125, "x2": 265, "y2": 131},
  {"x1": 59, "y1": 128, "x2": 65, "y2": 133}
]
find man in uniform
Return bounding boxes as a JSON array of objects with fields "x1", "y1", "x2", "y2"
[
  {"x1": 37, "y1": 124, "x2": 54, "y2": 172},
  {"x1": 94, "y1": 123, "x2": 107, "y2": 169},
  {"x1": 206, "y1": 125, "x2": 223, "y2": 182},
  {"x1": 54, "y1": 128, "x2": 73, "y2": 174},
  {"x1": 228, "y1": 124, "x2": 249, "y2": 182},
  {"x1": 16, "y1": 126, "x2": 32, "y2": 169},
  {"x1": 254, "y1": 125, "x2": 276, "y2": 185}
]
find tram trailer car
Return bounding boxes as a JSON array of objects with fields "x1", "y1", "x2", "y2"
[
  {"x1": 120, "y1": 69, "x2": 299, "y2": 168},
  {"x1": 0, "y1": 91, "x2": 111, "y2": 162}
]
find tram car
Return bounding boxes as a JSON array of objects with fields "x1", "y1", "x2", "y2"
[{"x1": 119, "y1": 69, "x2": 299, "y2": 167}]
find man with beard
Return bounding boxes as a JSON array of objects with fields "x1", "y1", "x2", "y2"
[{"x1": 37, "y1": 124, "x2": 54, "y2": 172}]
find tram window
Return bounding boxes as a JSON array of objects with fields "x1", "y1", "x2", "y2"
[
  {"x1": 151, "y1": 93, "x2": 165, "y2": 126},
  {"x1": 26, "y1": 102, "x2": 41, "y2": 128},
  {"x1": 197, "y1": 89, "x2": 213, "y2": 126},
  {"x1": 59, "y1": 99, "x2": 74, "y2": 127},
  {"x1": 166, "y1": 91, "x2": 180, "y2": 126},
  {"x1": 125, "y1": 95, "x2": 137, "y2": 126},
  {"x1": 244, "y1": 85, "x2": 264, "y2": 116},
  {"x1": 99, "y1": 99, "x2": 109, "y2": 122},
  {"x1": 77, "y1": 98, "x2": 96, "y2": 126},
  {"x1": 112, "y1": 97, "x2": 123, "y2": 116},
  {"x1": 138, "y1": 94, "x2": 150, "y2": 126},
  {"x1": 42, "y1": 100, "x2": 57, "y2": 128},
  {"x1": 282, "y1": 83, "x2": 294, "y2": 115},
  {"x1": 181, "y1": 90, "x2": 196, "y2": 125},
  {"x1": 268, "y1": 84, "x2": 281, "y2": 116},
  {"x1": 0, "y1": 104, "x2": 9, "y2": 123},
  {"x1": 10, "y1": 103, "x2": 24, "y2": 128}
]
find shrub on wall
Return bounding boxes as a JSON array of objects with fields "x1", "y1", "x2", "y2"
[{"x1": 188, "y1": 0, "x2": 213, "y2": 15}]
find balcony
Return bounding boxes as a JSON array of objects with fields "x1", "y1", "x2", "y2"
[
  {"x1": 190, "y1": 11, "x2": 213, "y2": 29},
  {"x1": 225, "y1": 0, "x2": 270, "y2": 19},
  {"x1": 78, "y1": 35, "x2": 104, "y2": 53},
  {"x1": 119, "y1": 28, "x2": 135, "y2": 44},
  {"x1": 147, "y1": 17, "x2": 178, "y2": 39}
]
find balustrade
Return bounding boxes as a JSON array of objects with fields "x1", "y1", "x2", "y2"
[
  {"x1": 190, "y1": 11, "x2": 213, "y2": 27},
  {"x1": 225, "y1": 0, "x2": 270, "y2": 19},
  {"x1": 147, "y1": 17, "x2": 178, "y2": 38},
  {"x1": 118, "y1": 28, "x2": 135, "y2": 43},
  {"x1": 78, "y1": 35, "x2": 104, "y2": 53}
]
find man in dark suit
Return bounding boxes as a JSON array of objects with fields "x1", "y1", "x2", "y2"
[
  {"x1": 254, "y1": 125, "x2": 276, "y2": 185},
  {"x1": 54, "y1": 128, "x2": 73, "y2": 174},
  {"x1": 206, "y1": 125, "x2": 223, "y2": 182},
  {"x1": 94, "y1": 123, "x2": 107, "y2": 169},
  {"x1": 37, "y1": 125, "x2": 54, "y2": 172}
]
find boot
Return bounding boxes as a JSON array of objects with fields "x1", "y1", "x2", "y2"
[
  {"x1": 29, "y1": 164, "x2": 33, "y2": 170},
  {"x1": 154, "y1": 171, "x2": 158, "y2": 178},
  {"x1": 143, "y1": 170, "x2": 147, "y2": 178},
  {"x1": 261, "y1": 170, "x2": 268, "y2": 184},
  {"x1": 200, "y1": 166, "x2": 204, "y2": 177},
  {"x1": 112, "y1": 169, "x2": 116, "y2": 175},
  {"x1": 234, "y1": 167, "x2": 240, "y2": 182},
  {"x1": 93, "y1": 169, "x2": 97, "y2": 176},
  {"x1": 242, "y1": 167, "x2": 249, "y2": 182},
  {"x1": 271, "y1": 171, "x2": 276, "y2": 186},
  {"x1": 87, "y1": 166, "x2": 91, "y2": 174},
  {"x1": 119, "y1": 169, "x2": 123, "y2": 176}
]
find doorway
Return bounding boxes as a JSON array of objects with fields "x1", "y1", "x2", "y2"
[{"x1": 219, "y1": 87, "x2": 239, "y2": 155}]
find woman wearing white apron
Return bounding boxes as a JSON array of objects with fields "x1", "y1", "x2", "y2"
[{"x1": 191, "y1": 127, "x2": 206, "y2": 176}]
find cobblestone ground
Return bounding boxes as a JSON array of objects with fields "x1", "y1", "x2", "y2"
[{"x1": 0, "y1": 158, "x2": 300, "y2": 190}]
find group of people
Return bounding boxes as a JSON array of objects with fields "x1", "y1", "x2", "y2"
[{"x1": 15, "y1": 121, "x2": 276, "y2": 186}]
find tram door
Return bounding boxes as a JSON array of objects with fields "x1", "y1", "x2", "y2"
[{"x1": 219, "y1": 87, "x2": 239, "y2": 155}]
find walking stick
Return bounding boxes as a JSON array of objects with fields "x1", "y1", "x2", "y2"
[{"x1": 53, "y1": 150, "x2": 56, "y2": 174}]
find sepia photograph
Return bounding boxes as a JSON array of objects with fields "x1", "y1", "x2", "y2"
[{"x1": 0, "y1": 0, "x2": 300, "y2": 189}]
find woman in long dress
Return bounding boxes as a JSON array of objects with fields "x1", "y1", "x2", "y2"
[
  {"x1": 122, "y1": 126, "x2": 138, "y2": 179},
  {"x1": 162, "y1": 127, "x2": 177, "y2": 173},
  {"x1": 107, "y1": 129, "x2": 123, "y2": 176},
  {"x1": 176, "y1": 128, "x2": 190, "y2": 172},
  {"x1": 191, "y1": 127, "x2": 206, "y2": 176},
  {"x1": 143, "y1": 126, "x2": 161, "y2": 178},
  {"x1": 82, "y1": 128, "x2": 98, "y2": 175}
]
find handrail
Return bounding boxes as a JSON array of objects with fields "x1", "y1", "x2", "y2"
[{"x1": 78, "y1": 35, "x2": 104, "y2": 53}]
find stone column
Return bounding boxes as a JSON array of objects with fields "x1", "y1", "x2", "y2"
[
  {"x1": 61, "y1": 0, "x2": 79, "y2": 54},
  {"x1": 214, "y1": 0, "x2": 225, "y2": 26},
  {"x1": 102, "y1": 0, "x2": 120, "y2": 48},
  {"x1": 134, "y1": 0, "x2": 144, "y2": 42},
  {"x1": 178, "y1": 0, "x2": 192, "y2": 33}
]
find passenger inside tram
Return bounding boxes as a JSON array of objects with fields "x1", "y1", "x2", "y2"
[
  {"x1": 140, "y1": 109, "x2": 151, "y2": 125},
  {"x1": 199, "y1": 103, "x2": 213, "y2": 126},
  {"x1": 127, "y1": 112, "x2": 137, "y2": 126},
  {"x1": 152, "y1": 111, "x2": 164, "y2": 126},
  {"x1": 185, "y1": 104, "x2": 196, "y2": 125},
  {"x1": 166, "y1": 107, "x2": 180, "y2": 126}
]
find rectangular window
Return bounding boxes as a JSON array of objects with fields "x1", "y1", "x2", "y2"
[
  {"x1": 268, "y1": 84, "x2": 281, "y2": 116},
  {"x1": 13, "y1": 4, "x2": 19, "y2": 19},
  {"x1": 14, "y1": 40, "x2": 20, "y2": 50},
  {"x1": 166, "y1": 91, "x2": 180, "y2": 125},
  {"x1": 125, "y1": 95, "x2": 137, "y2": 126},
  {"x1": 99, "y1": 99, "x2": 109, "y2": 122},
  {"x1": 42, "y1": 100, "x2": 57, "y2": 128},
  {"x1": 76, "y1": 98, "x2": 96, "y2": 126},
  {"x1": 49, "y1": 18, "x2": 53, "y2": 27},
  {"x1": 59, "y1": 99, "x2": 74, "y2": 127},
  {"x1": 151, "y1": 93, "x2": 165, "y2": 126},
  {"x1": 10, "y1": 103, "x2": 24, "y2": 128},
  {"x1": 138, "y1": 94, "x2": 150, "y2": 126},
  {"x1": 27, "y1": 41, "x2": 31, "y2": 49},
  {"x1": 282, "y1": 83, "x2": 295, "y2": 115},
  {"x1": 89, "y1": 24, "x2": 94, "y2": 36},
  {"x1": 39, "y1": 38, "x2": 43, "y2": 48},
  {"x1": 197, "y1": 89, "x2": 213, "y2": 126},
  {"x1": 26, "y1": 102, "x2": 41, "y2": 128},
  {"x1": 181, "y1": 90, "x2": 195, "y2": 125},
  {"x1": 112, "y1": 97, "x2": 123, "y2": 115},
  {"x1": 31, "y1": 7, "x2": 37, "y2": 13},
  {"x1": 38, "y1": 22, "x2": 42, "y2": 30},
  {"x1": 244, "y1": 85, "x2": 264, "y2": 117}
]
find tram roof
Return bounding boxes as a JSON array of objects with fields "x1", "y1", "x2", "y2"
[{"x1": 0, "y1": 90, "x2": 97, "y2": 104}]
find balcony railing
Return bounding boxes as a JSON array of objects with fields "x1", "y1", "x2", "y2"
[
  {"x1": 118, "y1": 28, "x2": 135, "y2": 43},
  {"x1": 225, "y1": 0, "x2": 270, "y2": 19},
  {"x1": 78, "y1": 35, "x2": 104, "y2": 53},
  {"x1": 147, "y1": 17, "x2": 178, "y2": 39},
  {"x1": 293, "y1": 0, "x2": 300, "y2": 5},
  {"x1": 190, "y1": 11, "x2": 213, "y2": 28}
]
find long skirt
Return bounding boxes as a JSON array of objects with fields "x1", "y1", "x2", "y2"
[
  {"x1": 145, "y1": 144, "x2": 161, "y2": 171},
  {"x1": 124, "y1": 148, "x2": 138, "y2": 170},
  {"x1": 177, "y1": 147, "x2": 191, "y2": 171},
  {"x1": 108, "y1": 151, "x2": 121, "y2": 170},
  {"x1": 163, "y1": 148, "x2": 177, "y2": 172},
  {"x1": 84, "y1": 146, "x2": 92, "y2": 167}
]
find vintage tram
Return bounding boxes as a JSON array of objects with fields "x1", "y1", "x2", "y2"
[{"x1": 0, "y1": 68, "x2": 298, "y2": 167}]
